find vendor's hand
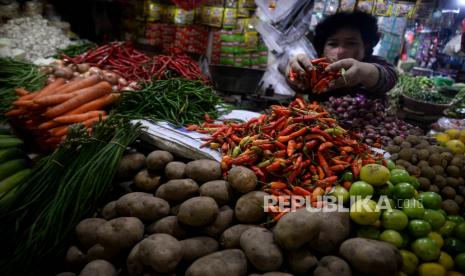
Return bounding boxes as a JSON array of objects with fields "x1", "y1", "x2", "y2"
[
  {"x1": 325, "y1": 58, "x2": 379, "y2": 90},
  {"x1": 286, "y1": 54, "x2": 314, "y2": 91}
]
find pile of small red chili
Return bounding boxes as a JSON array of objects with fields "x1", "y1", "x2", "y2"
[
  {"x1": 188, "y1": 98, "x2": 381, "y2": 220},
  {"x1": 63, "y1": 42, "x2": 208, "y2": 83},
  {"x1": 289, "y1": 57, "x2": 342, "y2": 93}
]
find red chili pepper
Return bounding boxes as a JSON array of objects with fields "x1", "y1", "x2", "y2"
[
  {"x1": 317, "y1": 166, "x2": 325, "y2": 180},
  {"x1": 330, "y1": 164, "x2": 348, "y2": 172},
  {"x1": 344, "y1": 155, "x2": 353, "y2": 163},
  {"x1": 295, "y1": 142, "x2": 303, "y2": 151},
  {"x1": 310, "y1": 127, "x2": 333, "y2": 141},
  {"x1": 277, "y1": 127, "x2": 307, "y2": 143},
  {"x1": 318, "y1": 142, "x2": 334, "y2": 152},
  {"x1": 343, "y1": 181, "x2": 352, "y2": 190},
  {"x1": 291, "y1": 113, "x2": 326, "y2": 123},
  {"x1": 251, "y1": 166, "x2": 266, "y2": 183},
  {"x1": 317, "y1": 152, "x2": 334, "y2": 177},
  {"x1": 232, "y1": 153, "x2": 256, "y2": 166},
  {"x1": 287, "y1": 140, "x2": 296, "y2": 157},
  {"x1": 230, "y1": 134, "x2": 242, "y2": 143},
  {"x1": 221, "y1": 156, "x2": 233, "y2": 171},
  {"x1": 362, "y1": 159, "x2": 376, "y2": 165},
  {"x1": 279, "y1": 123, "x2": 298, "y2": 136},
  {"x1": 295, "y1": 97, "x2": 306, "y2": 109},
  {"x1": 351, "y1": 159, "x2": 362, "y2": 178},
  {"x1": 339, "y1": 146, "x2": 353, "y2": 152},
  {"x1": 305, "y1": 134, "x2": 326, "y2": 142},
  {"x1": 185, "y1": 125, "x2": 198, "y2": 131},
  {"x1": 317, "y1": 176, "x2": 338, "y2": 187},
  {"x1": 331, "y1": 158, "x2": 349, "y2": 165},
  {"x1": 266, "y1": 160, "x2": 283, "y2": 172},
  {"x1": 258, "y1": 144, "x2": 275, "y2": 151},
  {"x1": 268, "y1": 181, "x2": 287, "y2": 189},
  {"x1": 274, "y1": 150, "x2": 287, "y2": 158},
  {"x1": 274, "y1": 141, "x2": 287, "y2": 150},
  {"x1": 311, "y1": 57, "x2": 327, "y2": 64},
  {"x1": 292, "y1": 186, "x2": 312, "y2": 196}
]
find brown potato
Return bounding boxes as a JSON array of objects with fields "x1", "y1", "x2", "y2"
[
  {"x1": 165, "y1": 161, "x2": 187, "y2": 180},
  {"x1": 97, "y1": 217, "x2": 144, "y2": 251},
  {"x1": 308, "y1": 211, "x2": 351, "y2": 254},
  {"x1": 235, "y1": 191, "x2": 268, "y2": 223},
  {"x1": 185, "y1": 249, "x2": 247, "y2": 276},
  {"x1": 115, "y1": 192, "x2": 170, "y2": 223},
  {"x1": 146, "y1": 216, "x2": 188, "y2": 240},
  {"x1": 116, "y1": 153, "x2": 146, "y2": 180},
  {"x1": 441, "y1": 199, "x2": 460, "y2": 215},
  {"x1": 287, "y1": 248, "x2": 318, "y2": 274},
  {"x1": 76, "y1": 218, "x2": 107, "y2": 249},
  {"x1": 139, "y1": 234, "x2": 183, "y2": 273},
  {"x1": 219, "y1": 224, "x2": 258, "y2": 249},
  {"x1": 313, "y1": 256, "x2": 351, "y2": 276},
  {"x1": 101, "y1": 201, "x2": 117, "y2": 220},
  {"x1": 227, "y1": 166, "x2": 257, "y2": 193},
  {"x1": 133, "y1": 169, "x2": 161, "y2": 191},
  {"x1": 126, "y1": 243, "x2": 144, "y2": 276},
  {"x1": 240, "y1": 227, "x2": 283, "y2": 271},
  {"x1": 339, "y1": 238, "x2": 402, "y2": 276},
  {"x1": 199, "y1": 180, "x2": 234, "y2": 206},
  {"x1": 78, "y1": 259, "x2": 117, "y2": 276},
  {"x1": 170, "y1": 204, "x2": 181, "y2": 216},
  {"x1": 155, "y1": 179, "x2": 199, "y2": 203},
  {"x1": 65, "y1": 245, "x2": 86, "y2": 268},
  {"x1": 180, "y1": 236, "x2": 219, "y2": 263},
  {"x1": 273, "y1": 209, "x2": 322, "y2": 250},
  {"x1": 146, "y1": 150, "x2": 174, "y2": 171},
  {"x1": 202, "y1": 206, "x2": 234, "y2": 238},
  {"x1": 177, "y1": 196, "x2": 219, "y2": 227},
  {"x1": 86, "y1": 244, "x2": 117, "y2": 262},
  {"x1": 185, "y1": 159, "x2": 222, "y2": 183}
]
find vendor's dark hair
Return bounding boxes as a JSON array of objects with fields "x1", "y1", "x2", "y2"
[{"x1": 313, "y1": 11, "x2": 380, "y2": 56}]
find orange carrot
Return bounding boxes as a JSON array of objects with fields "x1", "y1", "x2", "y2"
[
  {"x1": 55, "y1": 75, "x2": 101, "y2": 94},
  {"x1": 33, "y1": 92, "x2": 78, "y2": 106},
  {"x1": 38, "y1": 120, "x2": 61, "y2": 130},
  {"x1": 43, "y1": 81, "x2": 112, "y2": 118},
  {"x1": 81, "y1": 114, "x2": 107, "y2": 128},
  {"x1": 5, "y1": 108, "x2": 27, "y2": 117},
  {"x1": 13, "y1": 99, "x2": 34, "y2": 106},
  {"x1": 33, "y1": 78, "x2": 67, "y2": 98},
  {"x1": 53, "y1": 110, "x2": 106, "y2": 124},
  {"x1": 66, "y1": 93, "x2": 120, "y2": 115},
  {"x1": 15, "y1": 88, "x2": 29, "y2": 96},
  {"x1": 49, "y1": 125, "x2": 68, "y2": 137}
]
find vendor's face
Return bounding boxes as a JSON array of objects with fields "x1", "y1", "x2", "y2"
[{"x1": 323, "y1": 28, "x2": 366, "y2": 61}]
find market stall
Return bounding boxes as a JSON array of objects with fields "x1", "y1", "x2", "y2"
[{"x1": 0, "y1": 0, "x2": 465, "y2": 276}]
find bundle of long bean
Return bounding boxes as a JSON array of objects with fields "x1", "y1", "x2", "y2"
[
  {"x1": 0, "y1": 58, "x2": 46, "y2": 121},
  {"x1": 0, "y1": 119, "x2": 141, "y2": 276},
  {"x1": 113, "y1": 79, "x2": 223, "y2": 127},
  {"x1": 53, "y1": 41, "x2": 97, "y2": 59}
]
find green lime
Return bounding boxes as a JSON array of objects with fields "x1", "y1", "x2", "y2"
[
  {"x1": 356, "y1": 226, "x2": 380, "y2": 240},
  {"x1": 455, "y1": 253, "x2": 465, "y2": 272},
  {"x1": 382, "y1": 209, "x2": 409, "y2": 231},
  {"x1": 401, "y1": 231, "x2": 410, "y2": 248},
  {"x1": 360, "y1": 164, "x2": 391, "y2": 186},
  {"x1": 349, "y1": 181, "x2": 374, "y2": 198},
  {"x1": 408, "y1": 219, "x2": 432, "y2": 238},
  {"x1": 331, "y1": 185, "x2": 350, "y2": 204},
  {"x1": 376, "y1": 182, "x2": 394, "y2": 197},
  {"x1": 408, "y1": 176, "x2": 420, "y2": 190},
  {"x1": 390, "y1": 169, "x2": 411, "y2": 184},
  {"x1": 400, "y1": 249, "x2": 419, "y2": 274},
  {"x1": 438, "y1": 251, "x2": 454, "y2": 270},
  {"x1": 402, "y1": 198, "x2": 425, "y2": 219},
  {"x1": 424, "y1": 209, "x2": 446, "y2": 230},
  {"x1": 418, "y1": 192, "x2": 442, "y2": 210},
  {"x1": 438, "y1": 221, "x2": 457, "y2": 237},
  {"x1": 380, "y1": 229, "x2": 403, "y2": 248},
  {"x1": 411, "y1": 237, "x2": 441, "y2": 261},
  {"x1": 392, "y1": 182, "x2": 416, "y2": 200},
  {"x1": 350, "y1": 199, "x2": 381, "y2": 225},
  {"x1": 454, "y1": 222, "x2": 465, "y2": 242},
  {"x1": 448, "y1": 215, "x2": 465, "y2": 224},
  {"x1": 342, "y1": 171, "x2": 353, "y2": 181},
  {"x1": 444, "y1": 238, "x2": 465, "y2": 256},
  {"x1": 382, "y1": 159, "x2": 396, "y2": 170}
]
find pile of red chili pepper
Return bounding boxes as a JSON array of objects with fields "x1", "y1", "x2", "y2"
[
  {"x1": 289, "y1": 57, "x2": 342, "y2": 94},
  {"x1": 63, "y1": 42, "x2": 208, "y2": 83},
  {"x1": 188, "y1": 98, "x2": 381, "y2": 220}
]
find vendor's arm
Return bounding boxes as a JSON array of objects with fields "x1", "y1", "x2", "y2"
[{"x1": 326, "y1": 56, "x2": 397, "y2": 95}]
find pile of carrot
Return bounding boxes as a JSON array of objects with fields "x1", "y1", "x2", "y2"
[
  {"x1": 189, "y1": 97, "x2": 381, "y2": 221},
  {"x1": 5, "y1": 75, "x2": 120, "y2": 151}
]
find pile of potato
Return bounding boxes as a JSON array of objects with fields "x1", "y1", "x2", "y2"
[
  {"x1": 385, "y1": 135, "x2": 465, "y2": 215},
  {"x1": 57, "y1": 150, "x2": 403, "y2": 276}
]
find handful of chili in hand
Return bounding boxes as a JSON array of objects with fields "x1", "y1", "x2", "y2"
[{"x1": 289, "y1": 57, "x2": 342, "y2": 94}]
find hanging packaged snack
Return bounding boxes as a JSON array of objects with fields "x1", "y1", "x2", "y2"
[
  {"x1": 145, "y1": 0, "x2": 163, "y2": 22},
  {"x1": 375, "y1": 0, "x2": 392, "y2": 16},
  {"x1": 201, "y1": 6, "x2": 212, "y2": 25},
  {"x1": 225, "y1": 0, "x2": 238, "y2": 8},
  {"x1": 244, "y1": 31, "x2": 258, "y2": 49},
  {"x1": 223, "y1": 8, "x2": 237, "y2": 29},
  {"x1": 357, "y1": 0, "x2": 375, "y2": 14},
  {"x1": 339, "y1": 0, "x2": 356, "y2": 12},
  {"x1": 174, "y1": 7, "x2": 195, "y2": 25}
]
